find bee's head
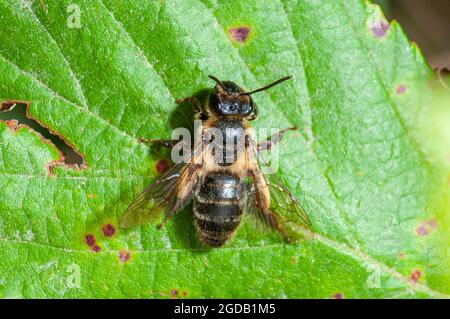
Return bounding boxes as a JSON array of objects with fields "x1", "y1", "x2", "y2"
[{"x1": 207, "y1": 75, "x2": 292, "y2": 121}]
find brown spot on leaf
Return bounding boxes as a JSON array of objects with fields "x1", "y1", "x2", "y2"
[
  {"x1": 399, "y1": 252, "x2": 406, "y2": 259},
  {"x1": 4, "y1": 119, "x2": 19, "y2": 132},
  {"x1": 396, "y1": 84, "x2": 407, "y2": 95},
  {"x1": 102, "y1": 224, "x2": 116, "y2": 237},
  {"x1": 119, "y1": 250, "x2": 131, "y2": 262},
  {"x1": 156, "y1": 159, "x2": 169, "y2": 174},
  {"x1": 410, "y1": 270, "x2": 421, "y2": 283},
  {"x1": 88, "y1": 193, "x2": 97, "y2": 199},
  {"x1": 171, "y1": 289, "x2": 179, "y2": 298},
  {"x1": 229, "y1": 26, "x2": 251, "y2": 42},
  {"x1": 291, "y1": 256, "x2": 298, "y2": 264},
  {"x1": 333, "y1": 293, "x2": 344, "y2": 299},
  {"x1": 182, "y1": 290, "x2": 188, "y2": 297},
  {"x1": 371, "y1": 21, "x2": 390, "y2": 38}
]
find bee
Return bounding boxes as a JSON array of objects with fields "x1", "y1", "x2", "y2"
[{"x1": 120, "y1": 75, "x2": 312, "y2": 247}]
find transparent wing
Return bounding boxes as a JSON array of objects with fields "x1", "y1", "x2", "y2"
[
  {"x1": 120, "y1": 141, "x2": 202, "y2": 228},
  {"x1": 120, "y1": 166, "x2": 183, "y2": 228},
  {"x1": 245, "y1": 141, "x2": 313, "y2": 241},
  {"x1": 239, "y1": 176, "x2": 273, "y2": 233}
]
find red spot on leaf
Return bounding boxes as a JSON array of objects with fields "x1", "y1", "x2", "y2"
[
  {"x1": 416, "y1": 220, "x2": 438, "y2": 236},
  {"x1": 119, "y1": 250, "x2": 131, "y2": 263},
  {"x1": 428, "y1": 219, "x2": 438, "y2": 229},
  {"x1": 396, "y1": 84, "x2": 407, "y2": 95},
  {"x1": 371, "y1": 21, "x2": 390, "y2": 38},
  {"x1": 156, "y1": 159, "x2": 169, "y2": 174},
  {"x1": 410, "y1": 270, "x2": 421, "y2": 283},
  {"x1": 92, "y1": 244, "x2": 101, "y2": 253},
  {"x1": 416, "y1": 225, "x2": 428, "y2": 236},
  {"x1": 102, "y1": 224, "x2": 116, "y2": 237},
  {"x1": 85, "y1": 234, "x2": 96, "y2": 247},
  {"x1": 85, "y1": 234, "x2": 101, "y2": 252},
  {"x1": 229, "y1": 26, "x2": 250, "y2": 42},
  {"x1": 333, "y1": 293, "x2": 344, "y2": 299}
]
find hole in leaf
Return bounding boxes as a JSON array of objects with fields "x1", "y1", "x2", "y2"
[{"x1": 0, "y1": 101, "x2": 86, "y2": 171}]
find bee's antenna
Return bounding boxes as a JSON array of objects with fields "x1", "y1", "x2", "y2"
[
  {"x1": 208, "y1": 75, "x2": 229, "y2": 93},
  {"x1": 240, "y1": 76, "x2": 293, "y2": 96}
]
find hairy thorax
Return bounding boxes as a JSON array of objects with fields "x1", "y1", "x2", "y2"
[{"x1": 199, "y1": 117, "x2": 254, "y2": 176}]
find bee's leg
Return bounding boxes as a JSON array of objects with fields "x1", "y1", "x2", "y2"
[
  {"x1": 257, "y1": 127, "x2": 298, "y2": 152},
  {"x1": 138, "y1": 138, "x2": 180, "y2": 148}
]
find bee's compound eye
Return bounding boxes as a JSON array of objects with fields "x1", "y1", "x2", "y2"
[
  {"x1": 241, "y1": 103, "x2": 252, "y2": 115},
  {"x1": 209, "y1": 91, "x2": 220, "y2": 108}
]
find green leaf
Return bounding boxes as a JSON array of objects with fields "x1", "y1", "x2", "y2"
[{"x1": 0, "y1": 0, "x2": 449, "y2": 298}]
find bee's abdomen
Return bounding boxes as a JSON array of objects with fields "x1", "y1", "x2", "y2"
[{"x1": 194, "y1": 172, "x2": 242, "y2": 247}]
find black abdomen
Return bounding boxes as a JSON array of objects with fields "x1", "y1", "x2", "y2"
[{"x1": 194, "y1": 172, "x2": 243, "y2": 247}]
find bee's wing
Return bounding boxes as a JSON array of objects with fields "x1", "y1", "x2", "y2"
[
  {"x1": 244, "y1": 142, "x2": 313, "y2": 241},
  {"x1": 240, "y1": 178, "x2": 274, "y2": 233},
  {"x1": 120, "y1": 141, "x2": 203, "y2": 228}
]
